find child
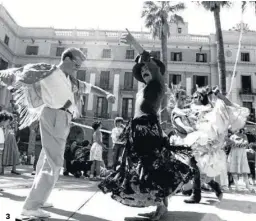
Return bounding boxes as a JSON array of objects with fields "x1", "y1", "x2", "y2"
[
  {"x1": 89, "y1": 121, "x2": 104, "y2": 181},
  {"x1": 111, "y1": 117, "x2": 125, "y2": 169}
]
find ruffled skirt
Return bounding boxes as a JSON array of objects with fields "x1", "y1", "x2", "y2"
[
  {"x1": 183, "y1": 99, "x2": 249, "y2": 177},
  {"x1": 98, "y1": 115, "x2": 193, "y2": 208}
]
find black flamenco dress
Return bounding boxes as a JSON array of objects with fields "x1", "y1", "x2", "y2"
[{"x1": 98, "y1": 114, "x2": 194, "y2": 207}]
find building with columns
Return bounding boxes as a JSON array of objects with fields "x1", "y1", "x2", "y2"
[{"x1": 0, "y1": 4, "x2": 256, "y2": 148}]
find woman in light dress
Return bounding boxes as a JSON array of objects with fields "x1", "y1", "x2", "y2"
[
  {"x1": 2, "y1": 124, "x2": 20, "y2": 174},
  {"x1": 170, "y1": 85, "x2": 249, "y2": 179},
  {"x1": 89, "y1": 121, "x2": 104, "y2": 181},
  {"x1": 227, "y1": 129, "x2": 252, "y2": 191}
]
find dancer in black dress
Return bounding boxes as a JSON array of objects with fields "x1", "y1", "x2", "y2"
[{"x1": 98, "y1": 30, "x2": 193, "y2": 221}]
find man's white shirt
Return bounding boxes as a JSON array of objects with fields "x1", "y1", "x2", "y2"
[{"x1": 40, "y1": 67, "x2": 91, "y2": 116}]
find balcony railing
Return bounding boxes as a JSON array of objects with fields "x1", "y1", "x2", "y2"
[
  {"x1": 239, "y1": 88, "x2": 256, "y2": 95},
  {"x1": 121, "y1": 86, "x2": 135, "y2": 91},
  {"x1": 94, "y1": 112, "x2": 110, "y2": 119}
]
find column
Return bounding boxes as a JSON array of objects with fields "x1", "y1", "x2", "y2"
[
  {"x1": 87, "y1": 73, "x2": 95, "y2": 111},
  {"x1": 186, "y1": 74, "x2": 192, "y2": 96},
  {"x1": 112, "y1": 74, "x2": 119, "y2": 112}
]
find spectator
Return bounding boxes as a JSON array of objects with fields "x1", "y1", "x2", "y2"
[
  {"x1": 111, "y1": 117, "x2": 125, "y2": 169},
  {"x1": 2, "y1": 123, "x2": 20, "y2": 175}
]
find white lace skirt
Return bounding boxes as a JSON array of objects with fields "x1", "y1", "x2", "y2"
[{"x1": 184, "y1": 99, "x2": 249, "y2": 177}]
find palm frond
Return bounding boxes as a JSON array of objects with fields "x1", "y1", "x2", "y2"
[
  {"x1": 170, "y1": 14, "x2": 184, "y2": 24},
  {"x1": 168, "y1": 3, "x2": 185, "y2": 12},
  {"x1": 241, "y1": 1, "x2": 247, "y2": 13}
]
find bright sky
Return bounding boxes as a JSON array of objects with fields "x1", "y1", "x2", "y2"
[{"x1": 1, "y1": 0, "x2": 256, "y2": 35}]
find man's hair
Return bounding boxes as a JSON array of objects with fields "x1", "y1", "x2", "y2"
[{"x1": 61, "y1": 48, "x2": 86, "y2": 61}]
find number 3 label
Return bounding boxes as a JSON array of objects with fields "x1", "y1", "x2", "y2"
[{"x1": 6, "y1": 213, "x2": 10, "y2": 219}]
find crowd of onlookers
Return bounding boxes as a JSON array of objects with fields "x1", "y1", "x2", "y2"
[
  {"x1": 1, "y1": 108, "x2": 255, "y2": 192},
  {"x1": 0, "y1": 110, "x2": 20, "y2": 176},
  {"x1": 62, "y1": 117, "x2": 125, "y2": 181}
]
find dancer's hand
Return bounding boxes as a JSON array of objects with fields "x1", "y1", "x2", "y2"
[
  {"x1": 120, "y1": 29, "x2": 144, "y2": 54},
  {"x1": 120, "y1": 29, "x2": 135, "y2": 45},
  {"x1": 106, "y1": 93, "x2": 116, "y2": 103},
  {"x1": 212, "y1": 86, "x2": 220, "y2": 95}
]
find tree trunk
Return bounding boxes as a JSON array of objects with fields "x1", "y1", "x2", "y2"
[
  {"x1": 214, "y1": 7, "x2": 226, "y2": 95},
  {"x1": 160, "y1": 33, "x2": 168, "y2": 123},
  {"x1": 27, "y1": 122, "x2": 38, "y2": 156}
]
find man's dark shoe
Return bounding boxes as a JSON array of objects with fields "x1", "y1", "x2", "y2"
[
  {"x1": 208, "y1": 180, "x2": 223, "y2": 201},
  {"x1": 63, "y1": 171, "x2": 69, "y2": 176},
  {"x1": 184, "y1": 194, "x2": 201, "y2": 204},
  {"x1": 182, "y1": 189, "x2": 192, "y2": 196}
]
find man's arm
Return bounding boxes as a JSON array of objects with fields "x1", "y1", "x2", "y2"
[{"x1": 77, "y1": 79, "x2": 115, "y2": 103}]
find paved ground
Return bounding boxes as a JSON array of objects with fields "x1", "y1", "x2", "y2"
[{"x1": 1, "y1": 165, "x2": 256, "y2": 221}]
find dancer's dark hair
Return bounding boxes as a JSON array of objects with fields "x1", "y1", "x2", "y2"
[
  {"x1": 92, "y1": 121, "x2": 101, "y2": 131},
  {"x1": 0, "y1": 111, "x2": 13, "y2": 123}
]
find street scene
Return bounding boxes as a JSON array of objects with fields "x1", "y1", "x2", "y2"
[
  {"x1": 1, "y1": 0, "x2": 256, "y2": 220},
  {"x1": 1, "y1": 166, "x2": 256, "y2": 221}
]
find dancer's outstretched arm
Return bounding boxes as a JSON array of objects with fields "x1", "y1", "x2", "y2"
[
  {"x1": 120, "y1": 29, "x2": 144, "y2": 54},
  {"x1": 212, "y1": 86, "x2": 233, "y2": 106}
]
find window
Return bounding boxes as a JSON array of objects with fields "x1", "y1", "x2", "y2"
[
  {"x1": 102, "y1": 49, "x2": 111, "y2": 58},
  {"x1": 124, "y1": 72, "x2": 134, "y2": 90},
  {"x1": 196, "y1": 53, "x2": 207, "y2": 62},
  {"x1": 178, "y1": 28, "x2": 182, "y2": 34},
  {"x1": 96, "y1": 97, "x2": 108, "y2": 118},
  {"x1": 243, "y1": 102, "x2": 255, "y2": 122},
  {"x1": 122, "y1": 98, "x2": 134, "y2": 120},
  {"x1": 81, "y1": 96, "x2": 86, "y2": 117},
  {"x1": 241, "y1": 75, "x2": 252, "y2": 93},
  {"x1": 192, "y1": 75, "x2": 208, "y2": 92},
  {"x1": 100, "y1": 71, "x2": 110, "y2": 89},
  {"x1": 171, "y1": 52, "x2": 182, "y2": 61},
  {"x1": 80, "y1": 48, "x2": 88, "y2": 58},
  {"x1": 151, "y1": 51, "x2": 161, "y2": 60},
  {"x1": 4, "y1": 35, "x2": 9, "y2": 46},
  {"x1": 169, "y1": 74, "x2": 181, "y2": 87},
  {"x1": 126, "y1": 49, "x2": 135, "y2": 59},
  {"x1": 26, "y1": 46, "x2": 39, "y2": 55},
  {"x1": 0, "y1": 58, "x2": 8, "y2": 70},
  {"x1": 241, "y1": 52, "x2": 250, "y2": 62},
  {"x1": 56, "y1": 47, "x2": 65, "y2": 56},
  {"x1": 77, "y1": 70, "x2": 86, "y2": 81}
]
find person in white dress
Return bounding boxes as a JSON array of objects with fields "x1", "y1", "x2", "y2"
[
  {"x1": 227, "y1": 129, "x2": 252, "y2": 191},
  {"x1": 89, "y1": 121, "x2": 104, "y2": 181}
]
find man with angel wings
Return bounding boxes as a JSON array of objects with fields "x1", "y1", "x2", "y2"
[{"x1": 0, "y1": 47, "x2": 115, "y2": 218}]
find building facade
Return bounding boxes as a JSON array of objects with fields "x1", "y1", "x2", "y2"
[{"x1": 0, "y1": 4, "x2": 256, "y2": 146}]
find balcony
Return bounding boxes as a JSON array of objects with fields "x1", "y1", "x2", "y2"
[
  {"x1": 99, "y1": 84, "x2": 113, "y2": 92},
  {"x1": 239, "y1": 89, "x2": 256, "y2": 101},
  {"x1": 94, "y1": 112, "x2": 110, "y2": 119},
  {"x1": 120, "y1": 86, "x2": 136, "y2": 92}
]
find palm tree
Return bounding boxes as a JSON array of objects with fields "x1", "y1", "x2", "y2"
[
  {"x1": 141, "y1": 1, "x2": 185, "y2": 121},
  {"x1": 242, "y1": 1, "x2": 256, "y2": 13},
  {"x1": 198, "y1": 1, "x2": 232, "y2": 95}
]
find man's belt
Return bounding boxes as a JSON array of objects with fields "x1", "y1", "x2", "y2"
[{"x1": 59, "y1": 108, "x2": 72, "y2": 115}]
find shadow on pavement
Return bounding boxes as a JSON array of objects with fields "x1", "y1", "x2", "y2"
[
  {"x1": 124, "y1": 211, "x2": 225, "y2": 221},
  {"x1": 0, "y1": 191, "x2": 26, "y2": 201},
  {"x1": 45, "y1": 207, "x2": 111, "y2": 221},
  {"x1": 215, "y1": 198, "x2": 256, "y2": 214}
]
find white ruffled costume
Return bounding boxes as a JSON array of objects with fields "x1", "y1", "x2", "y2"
[{"x1": 172, "y1": 99, "x2": 249, "y2": 177}]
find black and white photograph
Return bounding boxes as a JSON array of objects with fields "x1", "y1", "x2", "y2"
[{"x1": 0, "y1": 0, "x2": 256, "y2": 220}]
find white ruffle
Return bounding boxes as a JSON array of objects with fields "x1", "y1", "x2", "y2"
[{"x1": 183, "y1": 99, "x2": 249, "y2": 177}]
